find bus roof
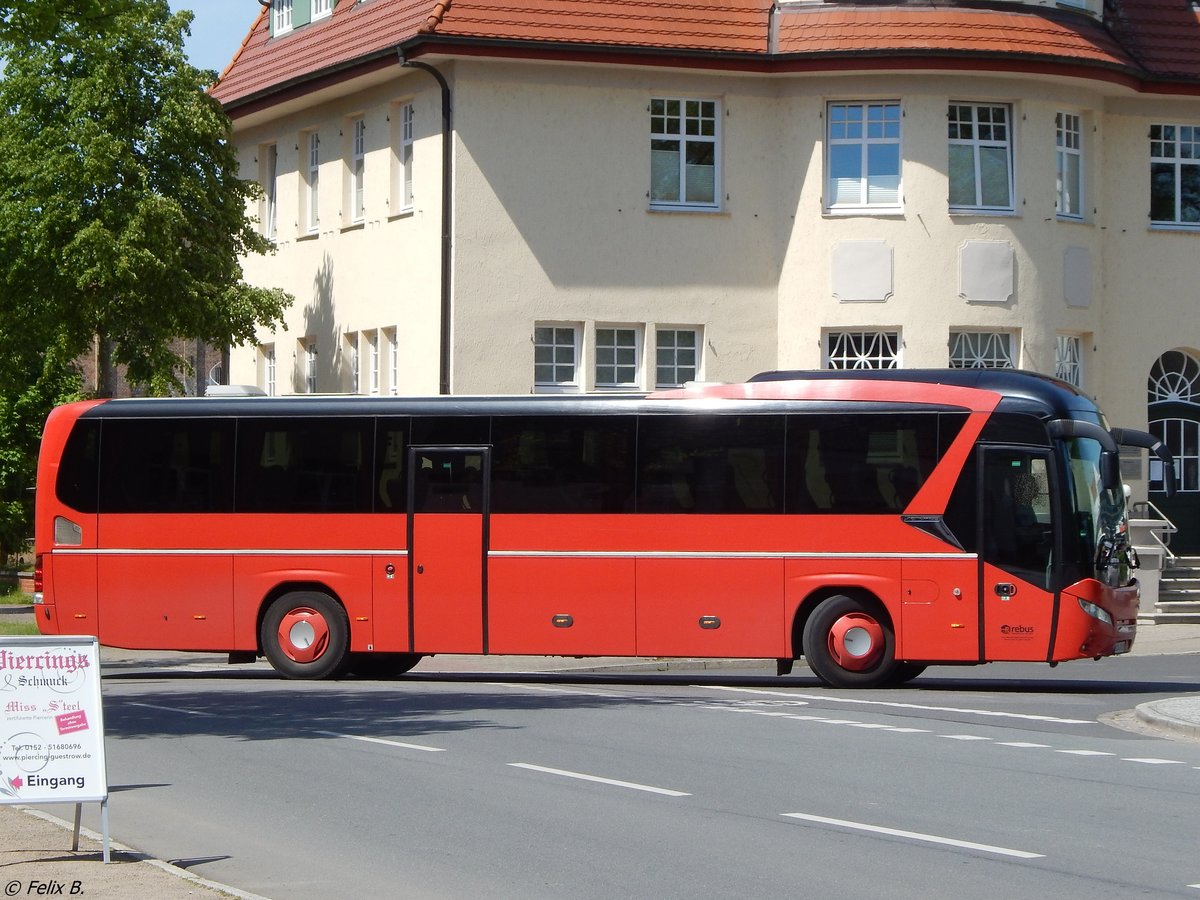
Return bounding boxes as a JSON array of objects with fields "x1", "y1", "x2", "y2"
[
  {"x1": 747, "y1": 369, "x2": 1099, "y2": 418},
  {"x1": 64, "y1": 370, "x2": 1095, "y2": 421}
]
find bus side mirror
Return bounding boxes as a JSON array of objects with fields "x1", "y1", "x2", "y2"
[
  {"x1": 1109, "y1": 427, "x2": 1177, "y2": 499},
  {"x1": 1160, "y1": 455, "x2": 1178, "y2": 498},
  {"x1": 1101, "y1": 450, "x2": 1121, "y2": 494}
]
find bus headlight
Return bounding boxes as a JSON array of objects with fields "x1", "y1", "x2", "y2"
[{"x1": 1078, "y1": 598, "x2": 1114, "y2": 626}]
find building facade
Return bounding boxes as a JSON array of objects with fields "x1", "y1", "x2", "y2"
[{"x1": 212, "y1": 0, "x2": 1200, "y2": 545}]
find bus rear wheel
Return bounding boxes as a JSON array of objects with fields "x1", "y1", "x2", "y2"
[
  {"x1": 802, "y1": 594, "x2": 898, "y2": 688},
  {"x1": 261, "y1": 591, "x2": 350, "y2": 680}
]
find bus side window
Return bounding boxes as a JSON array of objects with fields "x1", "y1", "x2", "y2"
[
  {"x1": 57, "y1": 419, "x2": 100, "y2": 513},
  {"x1": 376, "y1": 424, "x2": 407, "y2": 511},
  {"x1": 236, "y1": 419, "x2": 372, "y2": 513},
  {"x1": 635, "y1": 415, "x2": 783, "y2": 514},
  {"x1": 98, "y1": 419, "x2": 233, "y2": 513},
  {"x1": 412, "y1": 451, "x2": 481, "y2": 513},
  {"x1": 788, "y1": 413, "x2": 942, "y2": 515}
]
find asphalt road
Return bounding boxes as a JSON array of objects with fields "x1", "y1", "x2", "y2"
[{"x1": 71, "y1": 653, "x2": 1200, "y2": 899}]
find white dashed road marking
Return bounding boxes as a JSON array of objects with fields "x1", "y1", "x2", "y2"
[
  {"x1": 782, "y1": 812, "x2": 1044, "y2": 859},
  {"x1": 699, "y1": 685, "x2": 1093, "y2": 724},
  {"x1": 317, "y1": 730, "x2": 445, "y2": 752},
  {"x1": 508, "y1": 763, "x2": 691, "y2": 797}
]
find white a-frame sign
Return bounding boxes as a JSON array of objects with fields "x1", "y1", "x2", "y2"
[{"x1": 1, "y1": 635, "x2": 110, "y2": 862}]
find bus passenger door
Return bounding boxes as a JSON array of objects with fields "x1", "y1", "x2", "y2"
[
  {"x1": 979, "y1": 447, "x2": 1056, "y2": 661},
  {"x1": 408, "y1": 447, "x2": 489, "y2": 654}
]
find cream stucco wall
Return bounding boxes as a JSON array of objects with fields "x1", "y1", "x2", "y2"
[
  {"x1": 231, "y1": 69, "x2": 445, "y2": 395},
  {"x1": 444, "y1": 61, "x2": 787, "y2": 393},
  {"x1": 227, "y1": 57, "x2": 1200, "y2": 511}
]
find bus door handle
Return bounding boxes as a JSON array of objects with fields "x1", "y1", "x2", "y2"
[
  {"x1": 994, "y1": 582, "x2": 1016, "y2": 599},
  {"x1": 417, "y1": 564, "x2": 424, "y2": 575}
]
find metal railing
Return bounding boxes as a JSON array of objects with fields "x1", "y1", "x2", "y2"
[{"x1": 1129, "y1": 499, "x2": 1179, "y2": 563}]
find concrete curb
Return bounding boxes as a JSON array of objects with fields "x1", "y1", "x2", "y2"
[
  {"x1": 16, "y1": 805, "x2": 271, "y2": 900},
  {"x1": 1134, "y1": 696, "x2": 1200, "y2": 742}
]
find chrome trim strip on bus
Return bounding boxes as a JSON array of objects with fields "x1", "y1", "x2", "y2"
[
  {"x1": 49, "y1": 548, "x2": 411, "y2": 556},
  {"x1": 49, "y1": 548, "x2": 975, "y2": 561},
  {"x1": 487, "y1": 550, "x2": 975, "y2": 560}
]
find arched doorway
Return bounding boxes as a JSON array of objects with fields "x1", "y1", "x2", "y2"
[{"x1": 1148, "y1": 350, "x2": 1200, "y2": 554}]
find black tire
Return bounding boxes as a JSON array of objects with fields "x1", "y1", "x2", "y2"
[
  {"x1": 802, "y1": 594, "x2": 898, "y2": 688},
  {"x1": 260, "y1": 591, "x2": 351, "y2": 680},
  {"x1": 348, "y1": 652, "x2": 424, "y2": 679}
]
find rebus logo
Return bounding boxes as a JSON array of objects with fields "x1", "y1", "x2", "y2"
[{"x1": 1000, "y1": 625, "x2": 1035, "y2": 635}]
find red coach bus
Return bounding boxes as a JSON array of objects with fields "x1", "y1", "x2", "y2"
[{"x1": 32, "y1": 370, "x2": 1172, "y2": 687}]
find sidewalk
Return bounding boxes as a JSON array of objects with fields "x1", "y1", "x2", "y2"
[{"x1": 2, "y1": 616, "x2": 1199, "y2": 899}]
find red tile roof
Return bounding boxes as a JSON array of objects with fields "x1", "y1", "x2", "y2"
[
  {"x1": 426, "y1": 0, "x2": 770, "y2": 51},
  {"x1": 211, "y1": 0, "x2": 1200, "y2": 110},
  {"x1": 1108, "y1": 0, "x2": 1200, "y2": 82},
  {"x1": 774, "y1": 7, "x2": 1136, "y2": 71}
]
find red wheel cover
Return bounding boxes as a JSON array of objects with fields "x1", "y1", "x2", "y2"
[
  {"x1": 276, "y1": 607, "x2": 330, "y2": 664},
  {"x1": 826, "y1": 612, "x2": 884, "y2": 671}
]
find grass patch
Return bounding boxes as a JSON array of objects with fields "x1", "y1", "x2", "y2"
[
  {"x1": 0, "y1": 584, "x2": 30, "y2": 605},
  {"x1": 0, "y1": 621, "x2": 39, "y2": 637}
]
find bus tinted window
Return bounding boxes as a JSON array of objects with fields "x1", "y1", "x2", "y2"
[
  {"x1": 56, "y1": 419, "x2": 100, "y2": 512},
  {"x1": 411, "y1": 416, "x2": 490, "y2": 445},
  {"x1": 98, "y1": 418, "x2": 235, "y2": 513},
  {"x1": 637, "y1": 415, "x2": 785, "y2": 513},
  {"x1": 375, "y1": 419, "x2": 408, "y2": 511},
  {"x1": 236, "y1": 418, "x2": 373, "y2": 513},
  {"x1": 491, "y1": 416, "x2": 636, "y2": 513},
  {"x1": 978, "y1": 413, "x2": 1050, "y2": 446},
  {"x1": 786, "y1": 413, "x2": 942, "y2": 514}
]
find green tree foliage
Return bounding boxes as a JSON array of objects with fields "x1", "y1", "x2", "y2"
[
  {"x1": 0, "y1": 0, "x2": 292, "y2": 555},
  {"x1": 0, "y1": 0, "x2": 137, "y2": 44},
  {"x1": 0, "y1": 0, "x2": 291, "y2": 395},
  {"x1": 0, "y1": 353, "x2": 82, "y2": 565}
]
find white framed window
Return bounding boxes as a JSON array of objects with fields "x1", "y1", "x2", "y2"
[
  {"x1": 1056, "y1": 112, "x2": 1083, "y2": 219},
  {"x1": 261, "y1": 143, "x2": 278, "y2": 240},
  {"x1": 1055, "y1": 334, "x2": 1084, "y2": 387},
  {"x1": 351, "y1": 117, "x2": 366, "y2": 223},
  {"x1": 273, "y1": 0, "x2": 293, "y2": 34},
  {"x1": 311, "y1": 0, "x2": 332, "y2": 20},
  {"x1": 949, "y1": 330, "x2": 1016, "y2": 369},
  {"x1": 347, "y1": 333, "x2": 360, "y2": 394},
  {"x1": 948, "y1": 103, "x2": 1014, "y2": 213},
  {"x1": 304, "y1": 339, "x2": 317, "y2": 393},
  {"x1": 401, "y1": 103, "x2": 414, "y2": 208},
  {"x1": 1150, "y1": 124, "x2": 1200, "y2": 227},
  {"x1": 390, "y1": 102, "x2": 415, "y2": 214},
  {"x1": 650, "y1": 97, "x2": 720, "y2": 210},
  {"x1": 384, "y1": 327, "x2": 398, "y2": 394},
  {"x1": 825, "y1": 330, "x2": 900, "y2": 369},
  {"x1": 655, "y1": 328, "x2": 699, "y2": 387},
  {"x1": 534, "y1": 325, "x2": 579, "y2": 392},
  {"x1": 305, "y1": 131, "x2": 320, "y2": 234},
  {"x1": 826, "y1": 102, "x2": 901, "y2": 212},
  {"x1": 262, "y1": 344, "x2": 276, "y2": 396},
  {"x1": 367, "y1": 330, "x2": 379, "y2": 394},
  {"x1": 595, "y1": 327, "x2": 641, "y2": 390}
]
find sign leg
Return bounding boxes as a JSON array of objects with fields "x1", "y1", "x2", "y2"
[
  {"x1": 71, "y1": 802, "x2": 82, "y2": 851},
  {"x1": 101, "y1": 797, "x2": 110, "y2": 864}
]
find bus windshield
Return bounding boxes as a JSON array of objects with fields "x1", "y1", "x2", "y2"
[{"x1": 1063, "y1": 436, "x2": 1132, "y2": 587}]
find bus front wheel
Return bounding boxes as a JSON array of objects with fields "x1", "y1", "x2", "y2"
[
  {"x1": 261, "y1": 592, "x2": 350, "y2": 680},
  {"x1": 802, "y1": 594, "x2": 898, "y2": 688}
]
